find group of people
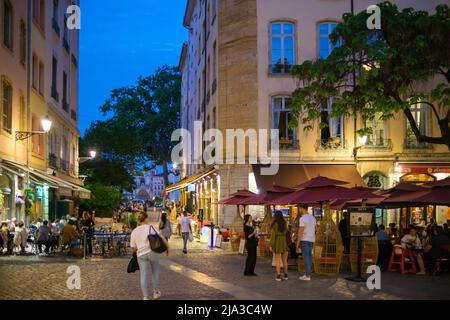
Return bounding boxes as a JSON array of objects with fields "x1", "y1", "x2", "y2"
[{"x1": 243, "y1": 205, "x2": 317, "y2": 282}]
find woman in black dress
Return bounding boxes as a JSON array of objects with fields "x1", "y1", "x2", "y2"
[{"x1": 243, "y1": 214, "x2": 258, "y2": 276}]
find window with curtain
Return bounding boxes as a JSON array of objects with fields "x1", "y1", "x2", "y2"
[
  {"x1": 318, "y1": 22, "x2": 339, "y2": 59},
  {"x1": 3, "y1": 0, "x2": 13, "y2": 50},
  {"x1": 272, "y1": 96, "x2": 296, "y2": 148},
  {"x1": 320, "y1": 98, "x2": 344, "y2": 148},
  {"x1": 364, "y1": 112, "x2": 386, "y2": 146},
  {"x1": 2, "y1": 80, "x2": 13, "y2": 134},
  {"x1": 270, "y1": 22, "x2": 295, "y2": 74},
  {"x1": 406, "y1": 102, "x2": 429, "y2": 148}
]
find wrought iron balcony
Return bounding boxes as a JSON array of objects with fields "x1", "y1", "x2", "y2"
[
  {"x1": 404, "y1": 137, "x2": 433, "y2": 150},
  {"x1": 48, "y1": 153, "x2": 58, "y2": 169},
  {"x1": 52, "y1": 18, "x2": 60, "y2": 37},
  {"x1": 315, "y1": 137, "x2": 347, "y2": 150},
  {"x1": 363, "y1": 138, "x2": 392, "y2": 149},
  {"x1": 269, "y1": 63, "x2": 293, "y2": 75}
]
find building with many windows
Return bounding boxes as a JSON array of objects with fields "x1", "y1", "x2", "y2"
[
  {"x1": 0, "y1": 0, "x2": 89, "y2": 224},
  {"x1": 168, "y1": 0, "x2": 450, "y2": 228}
]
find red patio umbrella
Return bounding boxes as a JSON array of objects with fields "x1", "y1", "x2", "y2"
[
  {"x1": 382, "y1": 185, "x2": 450, "y2": 206},
  {"x1": 276, "y1": 185, "x2": 383, "y2": 205},
  {"x1": 425, "y1": 176, "x2": 450, "y2": 188},
  {"x1": 294, "y1": 176, "x2": 348, "y2": 189},
  {"x1": 245, "y1": 184, "x2": 295, "y2": 205},
  {"x1": 216, "y1": 189, "x2": 257, "y2": 205}
]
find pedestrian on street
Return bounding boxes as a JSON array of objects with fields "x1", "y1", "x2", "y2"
[
  {"x1": 36, "y1": 220, "x2": 52, "y2": 254},
  {"x1": 159, "y1": 211, "x2": 172, "y2": 240},
  {"x1": 82, "y1": 212, "x2": 95, "y2": 257},
  {"x1": 296, "y1": 205, "x2": 316, "y2": 281},
  {"x1": 243, "y1": 214, "x2": 258, "y2": 276},
  {"x1": 270, "y1": 211, "x2": 289, "y2": 281},
  {"x1": 130, "y1": 212, "x2": 167, "y2": 300},
  {"x1": 179, "y1": 210, "x2": 192, "y2": 254}
]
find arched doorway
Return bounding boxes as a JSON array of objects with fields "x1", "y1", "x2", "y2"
[{"x1": 135, "y1": 188, "x2": 150, "y2": 201}]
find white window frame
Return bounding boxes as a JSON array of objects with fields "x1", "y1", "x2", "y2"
[
  {"x1": 270, "y1": 22, "x2": 295, "y2": 71},
  {"x1": 317, "y1": 22, "x2": 338, "y2": 59},
  {"x1": 272, "y1": 96, "x2": 296, "y2": 142}
]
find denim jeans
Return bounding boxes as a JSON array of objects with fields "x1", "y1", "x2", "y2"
[
  {"x1": 137, "y1": 251, "x2": 160, "y2": 297},
  {"x1": 300, "y1": 241, "x2": 314, "y2": 276},
  {"x1": 182, "y1": 232, "x2": 190, "y2": 252}
]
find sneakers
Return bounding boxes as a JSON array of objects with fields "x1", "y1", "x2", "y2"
[
  {"x1": 153, "y1": 291, "x2": 162, "y2": 300},
  {"x1": 299, "y1": 275, "x2": 311, "y2": 281},
  {"x1": 283, "y1": 273, "x2": 289, "y2": 281},
  {"x1": 275, "y1": 274, "x2": 282, "y2": 281}
]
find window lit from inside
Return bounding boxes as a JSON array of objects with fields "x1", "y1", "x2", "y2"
[{"x1": 272, "y1": 96, "x2": 297, "y2": 149}]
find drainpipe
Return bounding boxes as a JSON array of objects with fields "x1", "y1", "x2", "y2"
[{"x1": 26, "y1": 0, "x2": 32, "y2": 198}]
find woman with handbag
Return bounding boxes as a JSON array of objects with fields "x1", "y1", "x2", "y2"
[
  {"x1": 130, "y1": 212, "x2": 169, "y2": 300},
  {"x1": 243, "y1": 214, "x2": 258, "y2": 276},
  {"x1": 269, "y1": 211, "x2": 289, "y2": 281},
  {"x1": 159, "y1": 212, "x2": 172, "y2": 240}
]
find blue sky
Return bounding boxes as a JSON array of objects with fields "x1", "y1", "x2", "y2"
[{"x1": 79, "y1": 0, "x2": 187, "y2": 134}]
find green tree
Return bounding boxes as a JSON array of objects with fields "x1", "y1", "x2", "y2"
[
  {"x1": 291, "y1": 2, "x2": 450, "y2": 150},
  {"x1": 81, "y1": 183, "x2": 121, "y2": 217},
  {"x1": 85, "y1": 65, "x2": 181, "y2": 185}
]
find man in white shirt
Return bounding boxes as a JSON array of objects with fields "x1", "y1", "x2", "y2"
[
  {"x1": 178, "y1": 210, "x2": 192, "y2": 254},
  {"x1": 296, "y1": 205, "x2": 316, "y2": 281}
]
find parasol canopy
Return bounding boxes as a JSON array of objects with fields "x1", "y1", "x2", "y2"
[
  {"x1": 425, "y1": 176, "x2": 450, "y2": 188},
  {"x1": 216, "y1": 189, "x2": 257, "y2": 205},
  {"x1": 382, "y1": 183, "x2": 450, "y2": 206},
  {"x1": 245, "y1": 184, "x2": 295, "y2": 205},
  {"x1": 276, "y1": 185, "x2": 383, "y2": 205},
  {"x1": 294, "y1": 176, "x2": 348, "y2": 189}
]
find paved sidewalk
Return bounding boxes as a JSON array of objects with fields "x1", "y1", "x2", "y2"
[{"x1": 0, "y1": 236, "x2": 449, "y2": 300}]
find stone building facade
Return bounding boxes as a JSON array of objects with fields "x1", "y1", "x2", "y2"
[{"x1": 168, "y1": 0, "x2": 450, "y2": 227}]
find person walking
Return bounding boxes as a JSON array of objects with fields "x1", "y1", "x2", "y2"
[
  {"x1": 81, "y1": 212, "x2": 95, "y2": 257},
  {"x1": 296, "y1": 205, "x2": 316, "y2": 281},
  {"x1": 159, "y1": 211, "x2": 173, "y2": 240},
  {"x1": 130, "y1": 212, "x2": 168, "y2": 300},
  {"x1": 270, "y1": 211, "x2": 289, "y2": 281},
  {"x1": 178, "y1": 210, "x2": 192, "y2": 254},
  {"x1": 243, "y1": 214, "x2": 258, "y2": 276}
]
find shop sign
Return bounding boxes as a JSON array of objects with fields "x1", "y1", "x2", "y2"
[
  {"x1": 58, "y1": 187, "x2": 73, "y2": 197},
  {"x1": 397, "y1": 164, "x2": 450, "y2": 174}
]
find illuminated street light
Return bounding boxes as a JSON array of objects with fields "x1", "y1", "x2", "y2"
[
  {"x1": 89, "y1": 150, "x2": 97, "y2": 159},
  {"x1": 15, "y1": 116, "x2": 52, "y2": 141}
]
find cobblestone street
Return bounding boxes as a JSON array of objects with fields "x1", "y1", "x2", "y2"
[{"x1": 1, "y1": 235, "x2": 449, "y2": 300}]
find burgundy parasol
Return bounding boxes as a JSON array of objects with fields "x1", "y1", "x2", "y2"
[
  {"x1": 245, "y1": 184, "x2": 295, "y2": 205},
  {"x1": 294, "y1": 176, "x2": 348, "y2": 189},
  {"x1": 216, "y1": 189, "x2": 257, "y2": 205}
]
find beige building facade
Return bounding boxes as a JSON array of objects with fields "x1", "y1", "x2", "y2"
[
  {"x1": 0, "y1": 0, "x2": 88, "y2": 224},
  {"x1": 169, "y1": 0, "x2": 450, "y2": 227}
]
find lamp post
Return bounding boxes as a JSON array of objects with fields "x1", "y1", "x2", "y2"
[
  {"x1": 79, "y1": 150, "x2": 97, "y2": 164},
  {"x1": 15, "y1": 116, "x2": 52, "y2": 183}
]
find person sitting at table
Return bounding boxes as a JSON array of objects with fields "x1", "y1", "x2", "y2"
[
  {"x1": 36, "y1": 220, "x2": 52, "y2": 254},
  {"x1": 61, "y1": 220, "x2": 79, "y2": 248},
  {"x1": 401, "y1": 227, "x2": 426, "y2": 275},
  {"x1": 376, "y1": 224, "x2": 390, "y2": 241},
  {"x1": 424, "y1": 226, "x2": 450, "y2": 274}
]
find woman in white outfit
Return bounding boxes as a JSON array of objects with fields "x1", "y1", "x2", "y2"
[{"x1": 130, "y1": 212, "x2": 169, "y2": 300}]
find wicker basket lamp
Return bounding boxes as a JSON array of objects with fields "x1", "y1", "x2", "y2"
[
  {"x1": 349, "y1": 236, "x2": 378, "y2": 273},
  {"x1": 313, "y1": 203, "x2": 344, "y2": 275}
]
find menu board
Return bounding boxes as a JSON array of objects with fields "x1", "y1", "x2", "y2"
[{"x1": 347, "y1": 207, "x2": 375, "y2": 237}]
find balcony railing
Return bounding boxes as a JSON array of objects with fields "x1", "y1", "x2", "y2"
[
  {"x1": 315, "y1": 137, "x2": 347, "y2": 150},
  {"x1": 48, "y1": 153, "x2": 58, "y2": 169},
  {"x1": 63, "y1": 38, "x2": 70, "y2": 52},
  {"x1": 52, "y1": 18, "x2": 60, "y2": 37},
  {"x1": 404, "y1": 138, "x2": 433, "y2": 150},
  {"x1": 62, "y1": 100, "x2": 69, "y2": 112},
  {"x1": 279, "y1": 138, "x2": 299, "y2": 150},
  {"x1": 60, "y1": 159, "x2": 69, "y2": 172},
  {"x1": 363, "y1": 138, "x2": 392, "y2": 149},
  {"x1": 51, "y1": 86, "x2": 59, "y2": 102},
  {"x1": 211, "y1": 79, "x2": 217, "y2": 95},
  {"x1": 269, "y1": 63, "x2": 293, "y2": 75}
]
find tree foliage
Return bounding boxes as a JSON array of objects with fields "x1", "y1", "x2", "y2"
[
  {"x1": 83, "y1": 65, "x2": 181, "y2": 185},
  {"x1": 291, "y1": 2, "x2": 450, "y2": 150},
  {"x1": 80, "y1": 183, "x2": 122, "y2": 217}
]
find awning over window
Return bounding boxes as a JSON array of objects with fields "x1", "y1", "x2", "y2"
[
  {"x1": 252, "y1": 164, "x2": 366, "y2": 192},
  {"x1": 0, "y1": 159, "x2": 91, "y2": 199},
  {"x1": 165, "y1": 166, "x2": 218, "y2": 193}
]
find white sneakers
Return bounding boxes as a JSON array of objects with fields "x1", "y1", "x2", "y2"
[
  {"x1": 299, "y1": 275, "x2": 311, "y2": 281},
  {"x1": 153, "y1": 291, "x2": 162, "y2": 300},
  {"x1": 142, "y1": 291, "x2": 162, "y2": 300}
]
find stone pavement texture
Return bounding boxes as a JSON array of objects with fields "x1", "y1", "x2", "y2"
[{"x1": 1, "y1": 234, "x2": 449, "y2": 300}]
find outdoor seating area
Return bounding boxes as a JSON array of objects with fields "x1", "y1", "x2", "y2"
[{"x1": 219, "y1": 175, "x2": 450, "y2": 277}]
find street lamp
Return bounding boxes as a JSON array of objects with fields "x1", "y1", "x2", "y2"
[
  {"x1": 15, "y1": 116, "x2": 52, "y2": 141},
  {"x1": 79, "y1": 150, "x2": 97, "y2": 164}
]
